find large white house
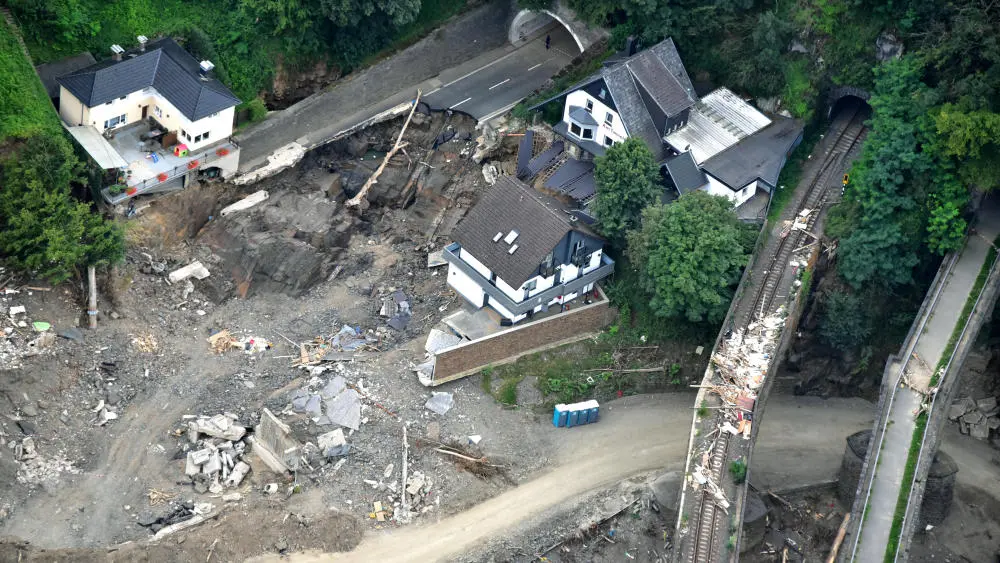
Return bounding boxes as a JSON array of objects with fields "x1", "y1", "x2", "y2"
[
  {"x1": 55, "y1": 37, "x2": 242, "y2": 204},
  {"x1": 443, "y1": 176, "x2": 614, "y2": 324},
  {"x1": 531, "y1": 38, "x2": 803, "y2": 219}
]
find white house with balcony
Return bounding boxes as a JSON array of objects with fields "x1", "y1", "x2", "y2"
[
  {"x1": 55, "y1": 36, "x2": 241, "y2": 204},
  {"x1": 443, "y1": 176, "x2": 614, "y2": 324}
]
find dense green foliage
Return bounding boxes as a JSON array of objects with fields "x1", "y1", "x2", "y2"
[
  {"x1": 0, "y1": 137, "x2": 125, "y2": 282},
  {"x1": 627, "y1": 192, "x2": 749, "y2": 323},
  {"x1": 8, "y1": 0, "x2": 467, "y2": 104},
  {"x1": 0, "y1": 20, "x2": 63, "y2": 142},
  {"x1": 819, "y1": 290, "x2": 869, "y2": 352},
  {"x1": 591, "y1": 138, "x2": 660, "y2": 245}
]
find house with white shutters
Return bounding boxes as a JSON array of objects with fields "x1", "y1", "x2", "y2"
[
  {"x1": 443, "y1": 176, "x2": 614, "y2": 324},
  {"x1": 55, "y1": 36, "x2": 241, "y2": 204}
]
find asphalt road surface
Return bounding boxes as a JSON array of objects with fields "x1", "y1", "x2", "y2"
[{"x1": 423, "y1": 24, "x2": 577, "y2": 120}]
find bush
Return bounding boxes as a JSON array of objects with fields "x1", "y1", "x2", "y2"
[
  {"x1": 243, "y1": 98, "x2": 269, "y2": 123},
  {"x1": 729, "y1": 459, "x2": 747, "y2": 484}
]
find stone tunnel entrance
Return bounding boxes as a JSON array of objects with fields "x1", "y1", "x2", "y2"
[
  {"x1": 508, "y1": 1, "x2": 606, "y2": 54},
  {"x1": 828, "y1": 87, "x2": 872, "y2": 119}
]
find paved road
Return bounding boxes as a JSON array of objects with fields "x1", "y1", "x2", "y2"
[
  {"x1": 250, "y1": 394, "x2": 874, "y2": 563},
  {"x1": 854, "y1": 198, "x2": 1000, "y2": 562},
  {"x1": 423, "y1": 25, "x2": 576, "y2": 120},
  {"x1": 235, "y1": 6, "x2": 577, "y2": 175}
]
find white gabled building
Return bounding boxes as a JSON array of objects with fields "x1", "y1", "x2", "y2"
[{"x1": 443, "y1": 176, "x2": 615, "y2": 324}]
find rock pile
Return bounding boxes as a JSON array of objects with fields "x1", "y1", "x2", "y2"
[
  {"x1": 13, "y1": 437, "x2": 79, "y2": 486},
  {"x1": 137, "y1": 501, "x2": 213, "y2": 534},
  {"x1": 180, "y1": 414, "x2": 253, "y2": 494},
  {"x1": 948, "y1": 396, "x2": 999, "y2": 441}
]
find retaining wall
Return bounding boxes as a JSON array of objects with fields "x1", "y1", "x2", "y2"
[{"x1": 430, "y1": 296, "x2": 617, "y2": 385}]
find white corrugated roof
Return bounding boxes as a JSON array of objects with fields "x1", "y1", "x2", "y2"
[
  {"x1": 64, "y1": 125, "x2": 128, "y2": 169},
  {"x1": 665, "y1": 87, "x2": 771, "y2": 163}
]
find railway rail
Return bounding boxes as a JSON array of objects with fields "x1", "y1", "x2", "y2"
[{"x1": 686, "y1": 105, "x2": 868, "y2": 563}]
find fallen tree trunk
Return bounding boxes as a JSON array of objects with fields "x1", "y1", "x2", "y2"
[{"x1": 346, "y1": 90, "x2": 421, "y2": 210}]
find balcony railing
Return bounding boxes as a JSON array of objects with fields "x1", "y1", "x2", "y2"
[
  {"x1": 443, "y1": 242, "x2": 615, "y2": 316},
  {"x1": 101, "y1": 141, "x2": 238, "y2": 205}
]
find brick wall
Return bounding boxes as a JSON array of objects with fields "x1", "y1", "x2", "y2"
[{"x1": 431, "y1": 298, "x2": 618, "y2": 385}]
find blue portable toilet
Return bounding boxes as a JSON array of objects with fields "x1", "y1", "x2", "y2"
[
  {"x1": 577, "y1": 403, "x2": 591, "y2": 424},
  {"x1": 552, "y1": 404, "x2": 568, "y2": 427},
  {"x1": 567, "y1": 408, "x2": 580, "y2": 428},
  {"x1": 583, "y1": 399, "x2": 600, "y2": 423}
]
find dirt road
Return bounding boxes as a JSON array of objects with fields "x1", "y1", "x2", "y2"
[{"x1": 254, "y1": 394, "x2": 875, "y2": 563}]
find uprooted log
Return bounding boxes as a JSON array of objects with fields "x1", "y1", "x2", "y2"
[{"x1": 346, "y1": 89, "x2": 422, "y2": 211}]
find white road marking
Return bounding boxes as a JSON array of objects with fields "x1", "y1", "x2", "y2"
[
  {"x1": 451, "y1": 97, "x2": 472, "y2": 109},
  {"x1": 488, "y1": 78, "x2": 510, "y2": 90},
  {"x1": 424, "y1": 87, "x2": 441, "y2": 96},
  {"x1": 527, "y1": 63, "x2": 543, "y2": 71}
]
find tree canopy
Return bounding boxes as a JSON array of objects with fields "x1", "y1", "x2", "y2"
[
  {"x1": 591, "y1": 138, "x2": 661, "y2": 246},
  {"x1": 627, "y1": 192, "x2": 749, "y2": 323},
  {"x1": 0, "y1": 136, "x2": 124, "y2": 282}
]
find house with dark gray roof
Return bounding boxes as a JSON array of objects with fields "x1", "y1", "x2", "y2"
[
  {"x1": 542, "y1": 38, "x2": 696, "y2": 162},
  {"x1": 54, "y1": 37, "x2": 242, "y2": 205},
  {"x1": 442, "y1": 176, "x2": 614, "y2": 324}
]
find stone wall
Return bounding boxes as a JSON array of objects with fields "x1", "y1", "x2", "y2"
[{"x1": 431, "y1": 297, "x2": 617, "y2": 385}]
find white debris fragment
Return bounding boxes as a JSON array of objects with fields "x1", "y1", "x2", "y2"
[
  {"x1": 220, "y1": 190, "x2": 269, "y2": 216},
  {"x1": 168, "y1": 261, "x2": 210, "y2": 283}
]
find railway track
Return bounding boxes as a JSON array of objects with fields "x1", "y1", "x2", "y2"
[
  {"x1": 686, "y1": 106, "x2": 868, "y2": 563},
  {"x1": 743, "y1": 108, "x2": 867, "y2": 329}
]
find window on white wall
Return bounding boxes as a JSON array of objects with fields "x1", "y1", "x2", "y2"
[
  {"x1": 604, "y1": 136, "x2": 614, "y2": 147},
  {"x1": 570, "y1": 123, "x2": 582, "y2": 136},
  {"x1": 581, "y1": 128, "x2": 594, "y2": 140},
  {"x1": 605, "y1": 112, "x2": 613, "y2": 125},
  {"x1": 585, "y1": 99, "x2": 593, "y2": 113}
]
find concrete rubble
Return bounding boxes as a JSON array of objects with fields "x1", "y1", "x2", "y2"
[
  {"x1": 167, "y1": 261, "x2": 211, "y2": 283},
  {"x1": 14, "y1": 437, "x2": 80, "y2": 486},
  {"x1": 220, "y1": 190, "x2": 269, "y2": 216},
  {"x1": 951, "y1": 395, "x2": 1000, "y2": 440},
  {"x1": 425, "y1": 392, "x2": 454, "y2": 415},
  {"x1": 180, "y1": 414, "x2": 253, "y2": 494}
]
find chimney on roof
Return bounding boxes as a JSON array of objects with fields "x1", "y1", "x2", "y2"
[
  {"x1": 137, "y1": 35, "x2": 148, "y2": 52},
  {"x1": 198, "y1": 60, "x2": 215, "y2": 81},
  {"x1": 111, "y1": 44, "x2": 125, "y2": 62},
  {"x1": 625, "y1": 36, "x2": 639, "y2": 56}
]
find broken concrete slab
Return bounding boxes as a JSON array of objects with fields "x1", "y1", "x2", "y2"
[
  {"x1": 190, "y1": 415, "x2": 246, "y2": 441},
  {"x1": 220, "y1": 190, "x2": 269, "y2": 216},
  {"x1": 325, "y1": 389, "x2": 361, "y2": 431},
  {"x1": 304, "y1": 394, "x2": 323, "y2": 418},
  {"x1": 317, "y1": 428, "x2": 349, "y2": 457},
  {"x1": 388, "y1": 314, "x2": 410, "y2": 331},
  {"x1": 962, "y1": 410, "x2": 985, "y2": 426},
  {"x1": 949, "y1": 397, "x2": 975, "y2": 420},
  {"x1": 56, "y1": 327, "x2": 84, "y2": 342},
  {"x1": 427, "y1": 249, "x2": 447, "y2": 268},
  {"x1": 168, "y1": 261, "x2": 210, "y2": 283},
  {"x1": 320, "y1": 376, "x2": 347, "y2": 400},
  {"x1": 987, "y1": 416, "x2": 1000, "y2": 430},
  {"x1": 976, "y1": 396, "x2": 997, "y2": 412},
  {"x1": 202, "y1": 452, "x2": 222, "y2": 475},
  {"x1": 650, "y1": 471, "x2": 682, "y2": 511},
  {"x1": 189, "y1": 449, "x2": 211, "y2": 466},
  {"x1": 970, "y1": 420, "x2": 990, "y2": 440},
  {"x1": 424, "y1": 392, "x2": 454, "y2": 415},
  {"x1": 424, "y1": 328, "x2": 462, "y2": 354}
]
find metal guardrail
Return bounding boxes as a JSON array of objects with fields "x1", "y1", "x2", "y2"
[
  {"x1": 101, "y1": 142, "x2": 238, "y2": 204},
  {"x1": 847, "y1": 249, "x2": 961, "y2": 561},
  {"x1": 442, "y1": 242, "x2": 614, "y2": 316},
  {"x1": 894, "y1": 243, "x2": 1000, "y2": 560}
]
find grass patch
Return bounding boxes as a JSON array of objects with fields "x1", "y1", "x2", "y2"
[
  {"x1": 929, "y1": 236, "x2": 1000, "y2": 386},
  {"x1": 782, "y1": 57, "x2": 816, "y2": 121},
  {"x1": 0, "y1": 20, "x2": 63, "y2": 143},
  {"x1": 697, "y1": 399, "x2": 709, "y2": 419},
  {"x1": 883, "y1": 412, "x2": 927, "y2": 562},
  {"x1": 497, "y1": 378, "x2": 519, "y2": 406},
  {"x1": 767, "y1": 121, "x2": 825, "y2": 221}
]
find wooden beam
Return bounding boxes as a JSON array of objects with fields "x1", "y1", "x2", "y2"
[{"x1": 346, "y1": 90, "x2": 422, "y2": 210}]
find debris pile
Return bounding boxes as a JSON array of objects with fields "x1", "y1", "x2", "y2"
[
  {"x1": 178, "y1": 414, "x2": 253, "y2": 494},
  {"x1": 1, "y1": 295, "x2": 58, "y2": 370},
  {"x1": 292, "y1": 326, "x2": 378, "y2": 367},
  {"x1": 14, "y1": 437, "x2": 79, "y2": 486},
  {"x1": 949, "y1": 396, "x2": 999, "y2": 440},
  {"x1": 137, "y1": 501, "x2": 214, "y2": 535},
  {"x1": 379, "y1": 290, "x2": 411, "y2": 332},
  {"x1": 207, "y1": 329, "x2": 272, "y2": 355},
  {"x1": 290, "y1": 375, "x2": 364, "y2": 431}
]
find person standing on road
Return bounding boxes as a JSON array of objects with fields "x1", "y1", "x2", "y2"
[{"x1": 546, "y1": 35, "x2": 551, "y2": 50}]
